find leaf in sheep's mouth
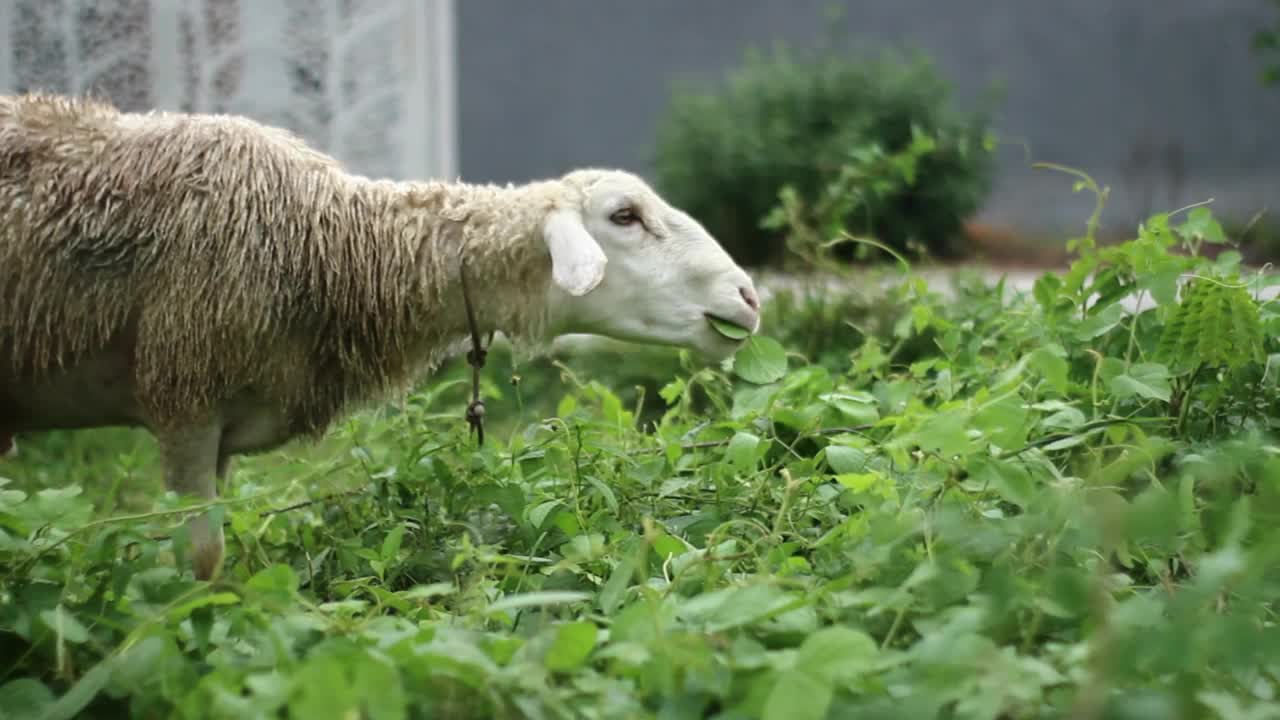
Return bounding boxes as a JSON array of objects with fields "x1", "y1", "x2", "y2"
[{"x1": 706, "y1": 314, "x2": 752, "y2": 340}]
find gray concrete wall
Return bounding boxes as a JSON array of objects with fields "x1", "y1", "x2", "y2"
[{"x1": 457, "y1": 0, "x2": 1280, "y2": 236}]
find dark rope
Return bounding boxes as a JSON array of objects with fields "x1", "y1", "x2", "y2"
[{"x1": 458, "y1": 258, "x2": 493, "y2": 445}]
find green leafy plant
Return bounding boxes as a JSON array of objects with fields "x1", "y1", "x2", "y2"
[
  {"x1": 2, "y1": 173, "x2": 1279, "y2": 719},
  {"x1": 653, "y1": 43, "x2": 998, "y2": 268},
  {"x1": 1254, "y1": 0, "x2": 1280, "y2": 86}
]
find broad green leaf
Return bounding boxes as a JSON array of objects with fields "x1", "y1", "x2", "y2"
[
  {"x1": 0, "y1": 478, "x2": 28, "y2": 511},
  {"x1": 732, "y1": 383, "x2": 779, "y2": 418},
  {"x1": 734, "y1": 336, "x2": 787, "y2": 384},
  {"x1": 1101, "y1": 689, "x2": 1182, "y2": 720},
  {"x1": 1032, "y1": 273, "x2": 1065, "y2": 310},
  {"x1": 1027, "y1": 345, "x2": 1069, "y2": 394},
  {"x1": 597, "y1": 384, "x2": 625, "y2": 423},
  {"x1": 527, "y1": 500, "x2": 563, "y2": 529},
  {"x1": 679, "y1": 584, "x2": 795, "y2": 632},
  {"x1": 652, "y1": 533, "x2": 688, "y2": 562},
  {"x1": 609, "y1": 597, "x2": 677, "y2": 646},
  {"x1": 1177, "y1": 206, "x2": 1226, "y2": 244},
  {"x1": 726, "y1": 431, "x2": 761, "y2": 472},
  {"x1": 564, "y1": 533, "x2": 606, "y2": 562},
  {"x1": 1041, "y1": 406, "x2": 1087, "y2": 430},
  {"x1": 1109, "y1": 362, "x2": 1172, "y2": 402},
  {"x1": 1126, "y1": 485, "x2": 1183, "y2": 550},
  {"x1": 658, "y1": 477, "x2": 696, "y2": 498},
  {"x1": 544, "y1": 622, "x2": 599, "y2": 671},
  {"x1": 599, "y1": 557, "x2": 637, "y2": 616},
  {"x1": 825, "y1": 445, "x2": 868, "y2": 474},
  {"x1": 288, "y1": 652, "x2": 354, "y2": 720},
  {"x1": 972, "y1": 394, "x2": 1029, "y2": 450},
  {"x1": 557, "y1": 393, "x2": 578, "y2": 418},
  {"x1": 402, "y1": 638, "x2": 500, "y2": 686},
  {"x1": 399, "y1": 583, "x2": 456, "y2": 601},
  {"x1": 763, "y1": 669, "x2": 833, "y2": 720},
  {"x1": 585, "y1": 474, "x2": 620, "y2": 514},
  {"x1": 1191, "y1": 546, "x2": 1247, "y2": 598},
  {"x1": 707, "y1": 314, "x2": 752, "y2": 340},
  {"x1": 27, "y1": 486, "x2": 92, "y2": 527},
  {"x1": 836, "y1": 472, "x2": 898, "y2": 502},
  {"x1": 246, "y1": 564, "x2": 301, "y2": 599},
  {"x1": 43, "y1": 661, "x2": 112, "y2": 720},
  {"x1": 0, "y1": 678, "x2": 53, "y2": 719},
  {"x1": 352, "y1": 652, "x2": 408, "y2": 720},
  {"x1": 1211, "y1": 248, "x2": 1243, "y2": 272},
  {"x1": 110, "y1": 636, "x2": 170, "y2": 691},
  {"x1": 244, "y1": 671, "x2": 293, "y2": 711},
  {"x1": 1075, "y1": 302, "x2": 1125, "y2": 340},
  {"x1": 1195, "y1": 690, "x2": 1280, "y2": 720},
  {"x1": 380, "y1": 523, "x2": 406, "y2": 563},
  {"x1": 485, "y1": 591, "x2": 591, "y2": 615},
  {"x1": 967, "y1": 457, "x2": 1036, "y2": 508},
  {"x1": 166, "y1": 591, "x2": 241, "y2": 622},
  {"x1": 38, "y1": 606, "x2": 89, "y2": 645},
  {"x1": 1141, "y1": 266, "x2": 1183, "y2": 306},
  {"x1": 1042, "y1": 567, "x2": 1092, "y2": 618},
  {"x1": 794, "y1": 626, "x2": 879, "y2": 684},
  {"x1": 819, "y1": 391, "x2": 880, "y2": 424},
  {"x1": 658, "y1": 378, "x2": 685, "y2": 405},
  {"x1": 909, "y1": 408, "x2": 977, "y2": 458}
]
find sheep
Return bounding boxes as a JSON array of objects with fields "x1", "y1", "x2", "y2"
[{"x1": 0, "y1": 92, "x2": 763, "y2": 581}]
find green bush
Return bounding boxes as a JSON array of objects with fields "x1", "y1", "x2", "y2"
[
  {"x1": 6, "y1": 175, "x2": 1280, "y2": 718},
  {"x1": 653, "y1": 45, "x2": 998, "y2": 268},
  {"x1": 1254, "y1": 0, "x2": 1280, "y2": 86}
]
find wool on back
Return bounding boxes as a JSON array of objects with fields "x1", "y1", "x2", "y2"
[{"x1": 0, "y1": 94, "x2": 556, "y2": 431}]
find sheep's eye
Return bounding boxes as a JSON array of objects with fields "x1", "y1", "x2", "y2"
[{"x1": 609, "y1": 207, "x2": 640, "y2": 226}]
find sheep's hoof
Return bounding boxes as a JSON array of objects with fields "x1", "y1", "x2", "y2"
[
  {"x1": 187, "y1": 515, "x2": 226, "y2": 582},
  {"x1": 192, "y1": 541, "x2": 225, "y2": 582}
]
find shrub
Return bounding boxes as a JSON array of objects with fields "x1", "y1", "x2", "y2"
[
  {"x1": 653, "y1": 44, "x2": 999, "y2": 268},
  {"x1": 6, "y1": 178, "x2": 1280, "y2": 718},
  {"x1": 1254, "y1": 0, "x2": 1280, "y2": 86}
]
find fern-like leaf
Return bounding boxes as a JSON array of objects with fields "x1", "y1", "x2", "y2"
[{"x1": 1157, "y1": 276, "x2": 1265, "y2": 372}]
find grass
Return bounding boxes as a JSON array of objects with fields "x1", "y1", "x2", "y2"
[{"x1": 2, "y1": 180, "x2": 1280, "y2": 719}]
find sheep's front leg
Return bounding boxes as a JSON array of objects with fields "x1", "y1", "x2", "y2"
[{"x1": 158, "y1": 422, "x2": 225, "y2": 581}]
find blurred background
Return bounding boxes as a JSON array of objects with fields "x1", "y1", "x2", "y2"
[{"x1": 2, "y1": 0, "x2": 1279, "y2": 269}]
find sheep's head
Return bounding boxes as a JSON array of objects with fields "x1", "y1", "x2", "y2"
[{"x1": 541, "y1": 169, "x2": 761, "y2": 361}]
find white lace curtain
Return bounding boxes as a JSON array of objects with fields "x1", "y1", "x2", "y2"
[{"x1": 0, "y1": 0, "x2": 457, "y2": 181}]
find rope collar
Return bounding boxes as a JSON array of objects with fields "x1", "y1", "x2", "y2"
[{"x1": 458, "y1": 257, "x2": 494, "y2": 445}]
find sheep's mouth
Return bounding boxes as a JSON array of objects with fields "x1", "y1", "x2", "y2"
[{"x1": 705, "y1": 313, "x2": 753, "y2": 341}]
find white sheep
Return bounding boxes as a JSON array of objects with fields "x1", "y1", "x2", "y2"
[{"x1": 0, "y1": 93, "x2": 762, "y2": 580}]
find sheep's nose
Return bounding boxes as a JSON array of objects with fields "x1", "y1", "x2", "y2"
[{"x1": 739, "y1": 285, "x2": 760, "y2": 312}]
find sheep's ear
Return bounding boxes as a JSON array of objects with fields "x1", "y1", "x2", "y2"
[{"x1": 543, "y1": 209, "x2": 607, "y2": 296}]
